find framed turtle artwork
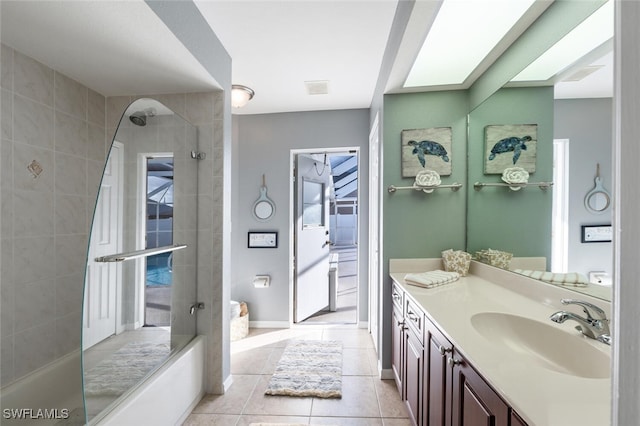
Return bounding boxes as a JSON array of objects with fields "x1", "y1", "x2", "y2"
[
  {"x1": 401, "y1": 127, "x2": 452, "y2": 177},
  {"x1": 484, "y1": 124, "x2": 537, "y2": 174}
]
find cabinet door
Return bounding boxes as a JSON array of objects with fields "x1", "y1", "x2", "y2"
[
  {"x1": 405, "y1": 328, "x2": 423, "y2": 426},
  {"x1": 392, "y1": 305, "x2": 406, "y2": 396},
  {"x1": 425, "y1": 321, "x2": 453, "y2": 426},
  {"x1": 510, "y1": 411, "x2": 529, "y2": 426},
  {"x1": 450, "y1": 350, "x2": 509, "y2": 426}
]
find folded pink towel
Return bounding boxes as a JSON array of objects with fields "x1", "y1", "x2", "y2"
[{"x1": 404, "y1": 270, "x2": 460, "y2": 289}]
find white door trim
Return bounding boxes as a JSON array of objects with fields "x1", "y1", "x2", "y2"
[{"x1": 289, "y1": 147, "x2": 360, "y2": 325}]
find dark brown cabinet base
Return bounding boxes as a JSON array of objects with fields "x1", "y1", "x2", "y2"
[{"x1": 391, "y1": 283, "x2": 528, "y2": 426}]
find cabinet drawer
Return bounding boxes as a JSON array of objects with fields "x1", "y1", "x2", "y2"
[
  {"x1": 392, "y1": 283, "x2": 404, "y2": 312},
  {"x1": 405, "y1": 298, "x2": 424, "y2": 344}
]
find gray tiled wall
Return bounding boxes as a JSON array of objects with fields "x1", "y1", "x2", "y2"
[
  {"x1": 0, "y1": 44, "x2": 107, "y2": 386},
  {"x1": 1, "y1": 43, "x2": 226, "y2": 396}
]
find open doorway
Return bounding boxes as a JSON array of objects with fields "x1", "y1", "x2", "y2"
[
  {"x1": 291, "y1": 149, "x2": 359, "y2": 325},
  {"x1": 141, "y1": 156, "x2": 174, "y2": 327}
]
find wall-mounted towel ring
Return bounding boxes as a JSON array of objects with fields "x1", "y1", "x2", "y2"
[{"x1": 585, "y1": 163, "x2": 611, "y2": 215}]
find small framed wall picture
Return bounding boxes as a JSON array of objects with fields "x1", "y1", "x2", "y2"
[
  {"x1": 581, "y1": 224, "x2": 612, "y2": 243},
  {"x1": 248, "y1": 231, "x2": 278, "y2": 248}
]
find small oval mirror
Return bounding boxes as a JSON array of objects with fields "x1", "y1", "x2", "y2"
[
  {"x1": 254, "y1": 199, "x2": 274, "y2": 220},
  {"x1": 585, "y1": 190, "x2": 610, "y2": 214},
  {"x1": 585, "y1": 165, "x2": 611, "y2": 215},
  {"x1": 253, "y1": 175, "x2": 275, "y2": 221}
]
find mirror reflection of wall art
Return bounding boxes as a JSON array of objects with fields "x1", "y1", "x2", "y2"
[
  {"x1": 401, "y1": 127, "x2": 452, "y2": 177},
  {"x1": 484, "y1": 124, "x2": 537, "y2": 174}
]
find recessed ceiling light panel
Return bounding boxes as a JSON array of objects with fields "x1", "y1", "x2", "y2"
[
  {"x1": 404, "y1": 0, "x2": 536, "y2": 88},
  {"x1": 512, "y1": 0, "x2": 613, "y2": 82}
]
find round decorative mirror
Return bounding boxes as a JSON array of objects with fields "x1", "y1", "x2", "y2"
[
  {"x1": 585, "y1": 164, "x2": 611, "y2": 215},
  {"x1": 253, "y1": 175, "x2": 275, "y2": 221}
]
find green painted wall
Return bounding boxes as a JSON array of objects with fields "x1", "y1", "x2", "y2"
[
  {"x1": 467, "y1": 86, "x2": 554, "y2": 259},
  {"x1": 383, "y1": 91, "x2": 469, "y2": 263}
]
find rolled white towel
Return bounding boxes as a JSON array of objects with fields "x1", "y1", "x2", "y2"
[
  {"x1": 404, "y1": 270, "x2": 460, "y2": 289},
  {"x1": 514, "y1": 269, "x2": 589, "y2": 287}
]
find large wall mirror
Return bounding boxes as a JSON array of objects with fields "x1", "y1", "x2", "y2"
[{"x1": 465, "y1": 0, "x2": 613, "y2": 302}]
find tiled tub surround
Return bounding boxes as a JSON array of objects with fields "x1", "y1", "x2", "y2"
[
  {"x1": 389, "y1": 259, "x2": 611, "y2": 426},
  {"x1": 1, "y1": 44, "x2": 107, "y2": 392},
  {"x1": 1, "y1": 42, "x2": 226, "y2": 422}
]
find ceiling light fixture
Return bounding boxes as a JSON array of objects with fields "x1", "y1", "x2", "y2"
[{"x1": 231, "y1": 84, "x2": 255, "y2": 108}]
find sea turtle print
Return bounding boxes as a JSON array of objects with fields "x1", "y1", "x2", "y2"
[
  {"x1": 488, "y1": 135, "x2": 532, "y2": 164},
  {"x1": 408, "y1": 140, "x2": 450, "y2": 167}
]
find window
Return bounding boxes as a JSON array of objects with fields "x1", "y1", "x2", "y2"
[{"x1": 302, "y1": 179, "x2": 324, "y2": 227}]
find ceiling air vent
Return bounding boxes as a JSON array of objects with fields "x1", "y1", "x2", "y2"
[
  {"x1": 562, "y1": 65, "x2": 605, "y2": 82},
  {"x1": 305, "y1": 80, "x2": 330, "y2": 95}
]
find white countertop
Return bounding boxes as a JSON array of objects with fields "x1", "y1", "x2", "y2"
[{"x1": 390, "y1": 260, "x2": 611, "y2": 426}]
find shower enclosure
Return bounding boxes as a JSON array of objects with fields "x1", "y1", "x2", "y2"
[{"x1": 81, "y1": 98, "x2": 199, "y2": 423}]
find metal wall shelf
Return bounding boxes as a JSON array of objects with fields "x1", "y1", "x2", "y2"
[
  {"x1": 473, "y1": 181, "x2": 553, "y2": 191},
  {"x1": 388, "y1": 183, "x2": 463, "y2": 193}
]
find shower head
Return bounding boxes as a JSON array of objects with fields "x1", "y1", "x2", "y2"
[{"x1": 129, "y1": 111, "x2": 147, "y2": 127}]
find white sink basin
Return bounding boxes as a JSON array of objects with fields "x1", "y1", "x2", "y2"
[{"x1": 471, "y1": 312, "x2": 610, "y2": 379}]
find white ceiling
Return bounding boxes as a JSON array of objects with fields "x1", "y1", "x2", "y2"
[
  {"x1": 193, "y1": 0, "x2": 398, "y2": 115},
  {"x1": 0, "y1": 0, "x2": 219, "y2": 96},
  {"x1": 0, "y1": 1, "x2": 613, "y2": 116}
]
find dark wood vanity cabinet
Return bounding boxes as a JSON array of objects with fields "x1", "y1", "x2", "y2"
[
  {"x1": 450, "y1": 348, "x2": 509, "y2": 426},
  {"x1": 392, "y1": 283, "x2": 405, "y2": 395},
  {"x1": 392, "y1": 302, "x2": 405, "y2": 395},
  {"x1": 391, "y1": 284, "x2": 528, "y2": 426},
  {"x1": 424, "y1": 319, "x2": 453, "y2": 426},
  {"x1": 405, "y1": 324, "x2": 423, "y2": 426}
]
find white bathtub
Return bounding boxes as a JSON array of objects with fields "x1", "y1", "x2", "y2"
[
  {"x1": 1, "y1": 336, "x2": 205, "y2": 426},
  {"x1": 93, "y1": 335, "x2": 205, "y2": 426},
  {"x1": 1, "y1": 351, "x2": 84, "y2": 425}
]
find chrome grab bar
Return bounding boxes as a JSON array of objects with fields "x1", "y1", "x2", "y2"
[{"x1": 95, "y1": 244, "x2": 187, "y2": 263}]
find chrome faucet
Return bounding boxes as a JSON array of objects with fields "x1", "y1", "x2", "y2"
[{"x1": 550, "y1": 299, "x2": 611, "y2": 345}]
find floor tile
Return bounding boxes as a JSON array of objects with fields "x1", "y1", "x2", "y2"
[
  {"x1": 192, "y1": 374, "x2": 259, "y2": 414},
  {"x1": 235, "y1": 414, "x2": 310, "y2": 425},
  {"x1": 310, "y1": 417, "x2": 384, "y2": 425},
  {"x1": 243, "y1": 375, "x2": 314, "y2": 416},
  {"x1": 182, "y1": 413, "x2": 239, "y2": 425},
  {"x1": 375, "y1": 379, "x2": 409, "y2": 418},
  {"x1": 311, "y1": 376, "x2": 380, "y2": 418},
  {"x1": 183, "y1": 323, "x2": 406, "y2": 426}
]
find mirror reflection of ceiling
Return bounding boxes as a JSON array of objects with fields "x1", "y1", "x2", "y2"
[{"x1": 388, "y1": 0, "x2": 613, "y2": 101}]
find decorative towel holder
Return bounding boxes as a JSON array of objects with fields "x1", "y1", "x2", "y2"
[
  {"x1": 388, "y1": 183, "x2": 463, "y2": 193},
  {"x1": 473, "y1": 181, "x2": 553, "y2": 191},
  {"x1": 389, "y1": 169, "x2": 462, "y2": 193}
]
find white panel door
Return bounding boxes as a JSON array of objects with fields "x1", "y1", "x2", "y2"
[
  {"x1": 295, "y1": 154, "x2": 331, "y2": 322},
  {"x1": 83, "y1": 143, "x2": 123, "y2": 349}
]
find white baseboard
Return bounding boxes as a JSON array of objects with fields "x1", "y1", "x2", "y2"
[
  {"x1": 380, "y1": 368, "x2": 394, "y2": 380},
  {"x1": 358, "y1": 320, "x2": 369, "y2": 329},
  {"x1": 223, "y1": 374, "x2": 233, "y2": 393},
  {"x1": 249, "y1": 320, "x2": 290, "y2": 328}
]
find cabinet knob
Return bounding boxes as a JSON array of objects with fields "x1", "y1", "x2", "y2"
[
  {"x1": 447, "y1": 357, "x2": 462, "y2": 367},
  {"x1": 438, "y1": 345, "x2": 452, "y2": 356}
]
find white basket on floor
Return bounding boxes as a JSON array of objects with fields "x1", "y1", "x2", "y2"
[{"x1": 231, "y1": 313, "x2": 249, "y2": 341}]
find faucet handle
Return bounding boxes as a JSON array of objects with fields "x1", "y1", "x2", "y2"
[{"x1": 561, "y1": 298, "x2": 608, "y2": 321}]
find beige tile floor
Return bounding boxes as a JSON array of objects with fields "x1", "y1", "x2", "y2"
[{"x1": 183, "y1": 326, "x2": 410, "y2": 425}]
